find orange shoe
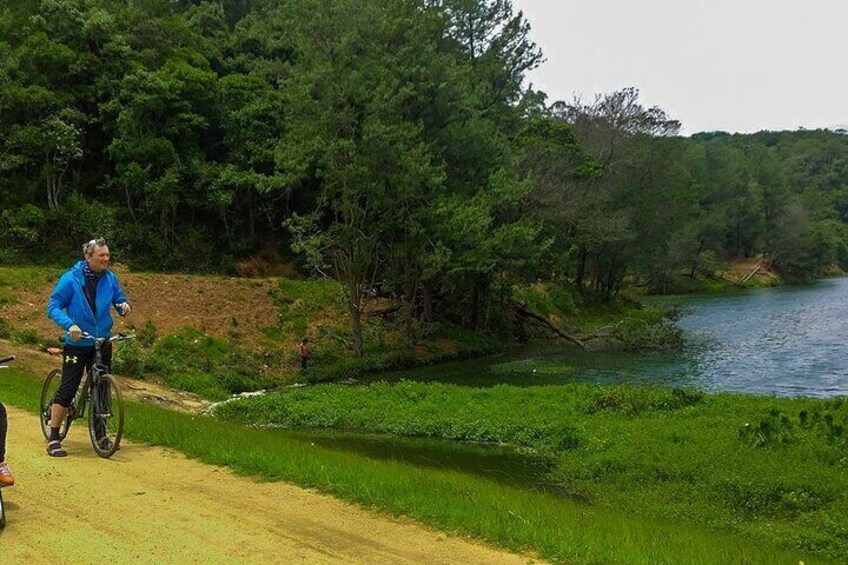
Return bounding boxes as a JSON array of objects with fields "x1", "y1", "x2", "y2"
[{"x1": 0, "y1": 461, "x2": 14, "y2": 487}]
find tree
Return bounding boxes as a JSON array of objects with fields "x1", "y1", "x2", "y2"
[
  {"x1": 552, "y1": 88, "x2": 682, "y2": 297},
  {"x1": 279, "y1": 0, "x2": 444, "y2": 355}
]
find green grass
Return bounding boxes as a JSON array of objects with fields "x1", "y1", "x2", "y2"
[
  {"x1": 142, "y1": 326, "x2": 281, "y2": 399},
  {"x1": 215, "y1": 380, "x2": 848, "y2": 562},
  {"x1": 644, "y1": 272, "x2": 784, "y2": 296},
  {"x1": 0, "y1": 266, "x2": 66, "y2": 347},
  {"x1": 263, "y1": 277, "x2": 345, "y2": 340},
  {"x1": 0, "y1": 366, "x2": 822, "y2": 564},
  {"x1": 0, "y1": 266, "x2": 62, "y2": 307}
]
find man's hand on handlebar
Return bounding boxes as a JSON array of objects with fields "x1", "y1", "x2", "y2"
[
  {"x1": 61, "y1": 330, "x2": 135, "y2": 343},
  {"x1": 68, "y1": 324, "x2": 82, "y2": 342}
]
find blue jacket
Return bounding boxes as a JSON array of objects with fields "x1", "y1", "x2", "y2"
[{"x1": 47, "y1": 261, "x2": 129, "y2": 346}]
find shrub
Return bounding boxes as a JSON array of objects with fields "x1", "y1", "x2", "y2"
[
  {"x1": 12, "y1": 328, "x2": 44, "y2": 347},
  {"x1": 609, "y1": 318, "x2": 685, "y2": 352},
  {"x1": 136, "y1": 319, "x2": 158, "y2": 347},
  {"x1": 0, "y1": 318, "x2": 11, "y2": 339},
  {"x1": 0, "y1": 204, "x2": 46, "y2": 247},
  {"x1": 112, "y1": 338, "x2": 146, "y2": 377},
  {"x1": 145, "y1": 327, "x2": 277, "y2": 398}
]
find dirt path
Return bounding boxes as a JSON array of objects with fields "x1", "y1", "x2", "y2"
[{"x1": 0, "y1": 405, "x2": 539, "y2": 564}]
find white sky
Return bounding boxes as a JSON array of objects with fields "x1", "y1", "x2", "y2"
[{"x1": 512, "y1": 0, "x2": 848, "y2": 135}]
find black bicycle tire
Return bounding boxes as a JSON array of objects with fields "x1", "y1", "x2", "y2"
[
  {"x1": 39, "y1": 369, "x2": 71, "y2": 441},
  {"x1": 88, "y1": 374, "x2": 124, "y2": 459}
]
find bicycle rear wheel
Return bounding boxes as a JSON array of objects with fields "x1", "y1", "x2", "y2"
[
  {"x1": 89, "y1": 374, "x2": 124, "y2": 458},
  {"x1": 40, "y1": 369, "x2": 72, "y2": 441}
]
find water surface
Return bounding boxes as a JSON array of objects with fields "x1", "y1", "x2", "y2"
[{"x1": 379, "y1": 278, "x2": 848, "y2": 398}]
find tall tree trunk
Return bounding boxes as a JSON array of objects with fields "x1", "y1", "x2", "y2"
[
  {"x1": 402, "y1": 253, "x2": 418, "y2": 346},
  {"x1": 689, "y1": 239, "x2": 704, "y2": 277},
  {"x1": 47, "y1": 177, "x2": 59, "y2": 212},
  {"x1": 576, "y1": 245, "x2": 587, "y2": 294},
  {"x1": 470, "y1": 274, "x2": 481, "y2": 330},
  {"x1": 347, "y1": 285, "x2": 363, "y2": 356},
  {"x1": 351, "y1": 309, "x2": 363, "y2": 356},
  {"x1": 421, "y1": 284, "x2": 433, "y2": 323}
]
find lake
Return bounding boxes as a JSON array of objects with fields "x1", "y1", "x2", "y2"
[{"x1": 380, "y1": 277, "x2": 848, "y2": 398}]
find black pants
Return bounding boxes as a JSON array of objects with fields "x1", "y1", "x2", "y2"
[
  {"x1": 0, "y1": 401, "x2": 7, "y2": 462},
  {"x1": 300, "y1": 356, "x2": 307, "y2": 369},
  {"x1": 53, "y1": 343, "x2": 112, "y2": 407}
]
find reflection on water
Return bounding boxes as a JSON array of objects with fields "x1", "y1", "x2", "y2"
[{"x1": 378, "y1": 278, "x2": 848, "y2": 398}]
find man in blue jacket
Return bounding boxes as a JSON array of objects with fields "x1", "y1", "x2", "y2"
[{"x1": 45, "y1": 238, "x2": 131, "y2": 457}]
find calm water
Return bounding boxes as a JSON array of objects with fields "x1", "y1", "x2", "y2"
[
  {"x1": 671, "y1": 277, "x2": 848, "y2": 397},
  {"x1": 277, "y1": 279, "x2": 848, "y2": 536},
  {"x1": 380, "y1": 277, "x2": 848, "y2": 398}
]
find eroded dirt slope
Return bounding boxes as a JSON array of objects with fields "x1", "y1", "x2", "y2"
[{"x1": 2, "y1": 269, "x2": 281, "y2": 345}]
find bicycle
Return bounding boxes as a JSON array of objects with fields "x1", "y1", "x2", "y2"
[
  {"x1": 0, "y1": 354, "x2": 14, "y2": 528},
  {"x1": 39, "y1": 333, "x2": 132, "y2": 459}
]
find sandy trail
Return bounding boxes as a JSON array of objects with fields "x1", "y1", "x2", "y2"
[{"x1": 0, "y1": 406, "x2": 538, "y2": 564}]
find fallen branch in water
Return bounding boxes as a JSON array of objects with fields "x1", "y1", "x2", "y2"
[{"x1": 512, "y1": 304, "x2": 586, "y2": 349}]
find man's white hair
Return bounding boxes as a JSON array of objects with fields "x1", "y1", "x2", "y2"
[{"x1": 82, "y1": 237, "x2": 107, "y2": 257}]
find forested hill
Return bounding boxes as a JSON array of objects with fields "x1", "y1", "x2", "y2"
[{"x1": 1, "y1": 1, "x2": 847, "y2": 351}]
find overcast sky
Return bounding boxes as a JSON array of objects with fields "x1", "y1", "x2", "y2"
[{"x1": 511, "y1": 0, "x2": 848, "y2": 135}]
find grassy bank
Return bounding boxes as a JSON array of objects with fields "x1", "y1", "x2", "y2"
[
  {"x1": 0, "y1": 366, "x2": 820, "y2": 564},
  {"x1": 0, "y1": 266, "x2": 508, "y2": 398},
  {"x1": 214, "y1": 380, "x2": 848, "y2": 562},
  {"x1": 1, "y1": 266, "x2": 675, "y2": 400}
]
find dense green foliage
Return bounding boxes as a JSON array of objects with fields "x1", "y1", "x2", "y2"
[
  {"x1": 2, "y1": 0, "x2": 847, "y2": 353},
  {"x1": 0, "y1": 365, "x2": 824, "y2": 564},
  {"x1": 215, "y1": 379, "x2": 848, "y2": 561}
]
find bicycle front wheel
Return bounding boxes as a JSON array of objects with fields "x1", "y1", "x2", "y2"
[
  {"x1": 40, "y1": 369, "x2": 72, "y2": 441},
  {"x1": 88, "y1": 374, "x2": 124, "y2": 458}
]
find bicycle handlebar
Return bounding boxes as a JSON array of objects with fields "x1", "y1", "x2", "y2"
[{"x1": 78, "y1": 332, "x2": 135, "y2": 342}]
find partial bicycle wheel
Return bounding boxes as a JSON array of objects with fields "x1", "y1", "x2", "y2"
[
  {"x1": 89, "y1": 373, "x2": 124, "y2": 458},
  {"x1": 40, "y1": 369, "x2": 72, "y2": 441}
]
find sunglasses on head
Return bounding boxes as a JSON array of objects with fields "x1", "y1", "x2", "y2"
[{"x1": 83, "y1": 237, "x2": 107, "y2": 255}]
